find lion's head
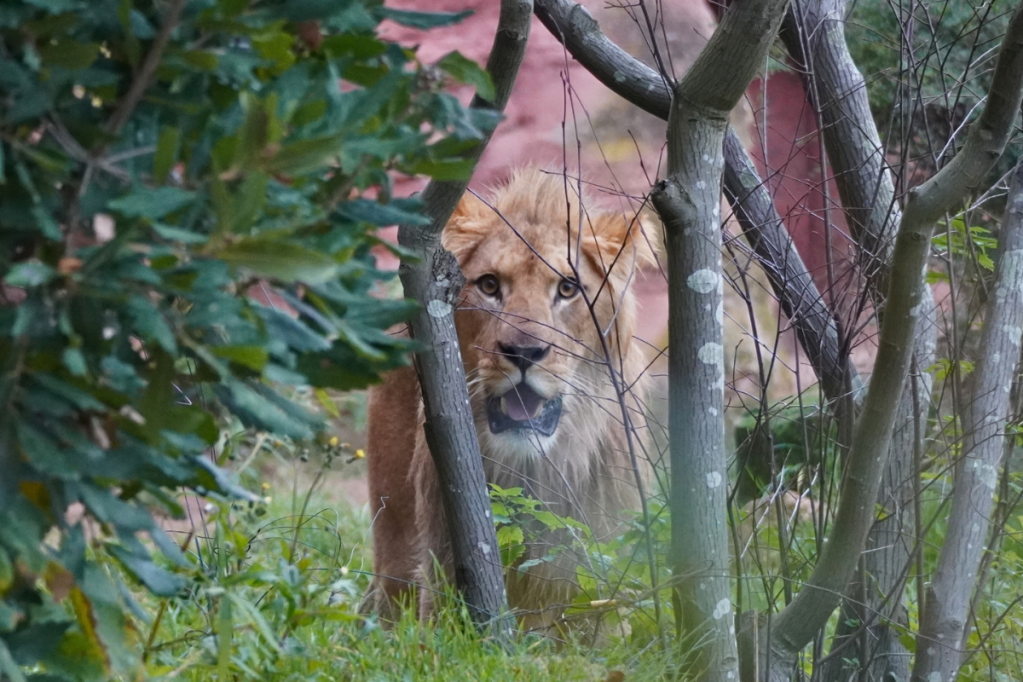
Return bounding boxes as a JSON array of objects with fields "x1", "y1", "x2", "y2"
[{"x1": 442, "y1": 168, "x2": 653, "y2": 467}]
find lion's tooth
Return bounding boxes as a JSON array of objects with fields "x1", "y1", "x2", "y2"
[{"x1": 500, "y1": 396, "x2": 508, "y2": 415}]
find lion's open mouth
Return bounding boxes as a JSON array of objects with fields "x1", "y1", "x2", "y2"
[{"x1": 486, "y1": 383, "x2": 562, "y2": 437}]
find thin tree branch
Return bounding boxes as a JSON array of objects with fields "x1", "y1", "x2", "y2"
[
  {"x1": 395, "y1": 0, "x2": 533, "y2": 631},
  {"x1": 778, "y1": 2, "x2": 938, "y2": 679},
  {"x1": 104, "y1": 0, "x2": 187, "y2": 136},
  {"x1": 911, "y1": 160, "x2": 1023, "y2": 682}
]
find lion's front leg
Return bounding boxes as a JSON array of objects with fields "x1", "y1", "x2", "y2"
[{"x1": 411, "y1": 433, "x2": 455, "y2": 620}]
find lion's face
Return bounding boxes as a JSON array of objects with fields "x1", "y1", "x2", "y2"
[{"x1": 442, "y1": 169, "x2": 650, "y2": 462}]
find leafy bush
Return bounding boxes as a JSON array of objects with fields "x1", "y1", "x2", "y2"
[
  {"x1": 846, "y1": 0, "x2": 1011, "y2": 120},
  {"x1": 0, "y1": 1, "x2": 496, "y2": 678}
]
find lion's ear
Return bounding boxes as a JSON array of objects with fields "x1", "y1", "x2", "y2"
[
  {"x1": 450, "y1": 190, "x2": 488, "y2": 223},
  {"x1": 590, "y1": 211, "x2": 660, "y2": 273},
  {"x1": 442, "y1": 191, "x2": 490, "y2": 261}
]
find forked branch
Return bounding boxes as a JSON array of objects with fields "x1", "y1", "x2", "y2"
[
  {"x1": 767, "y1": 4, "x2": 1023, "y2": 677},
  {"x1": 911, "y1": 160, "x2": 1023, "y2": 682},
  {"x1": 779, "y1": 3, "x2": 936, "y2": 678}
]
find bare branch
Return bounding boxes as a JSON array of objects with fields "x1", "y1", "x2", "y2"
[
  {"x1": 780, "y1": 0, "x2": 900, "y2": 281},
  {"x1": 906, "y1": 3, "x2": 1023, "y2": 229},
  {"x1": 721, "y1": 132, "x2": 861, "y2": 403},
  {"x1": 779, "y1": 2, "x2": 938, "y2": 678},
  {"x1": 104, "y1": 0, "x2": 187, "y2": 137},
  {"x1": 911, "y1": 161, "x2": 1023, "y2": 682},
  {"x1": 395, "y1": 0, "x2": 534, "y2": 630}
]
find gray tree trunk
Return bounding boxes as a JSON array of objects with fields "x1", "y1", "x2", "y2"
[
  {"x1": 910, "y1": 160, "x2": 1023, "y2": 682},
  {"x1": 748, "y1": 2, "x2": 1023, "y2": 676},
  {"x1": 652, "y1": 1, "x2": 790, "y2": 679},
  {"x1": 396, "y1": 0, "x2": 533, "y2": 630},
  {"x1": 778, "y1": 2, "x2": 938, "y2": 679}
]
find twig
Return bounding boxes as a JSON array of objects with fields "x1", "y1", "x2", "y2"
[{"x1": 104, "y1": 0, "x2": 188, "y2": 136}]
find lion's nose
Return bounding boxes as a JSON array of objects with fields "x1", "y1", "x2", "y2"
[{"x1": 497, "y1": 343, "x2": 551, "y2": 372}]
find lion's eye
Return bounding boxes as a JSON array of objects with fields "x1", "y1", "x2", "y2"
[
  {"x1": 477, "y1": 274, "x2": 500, "y2": 297},
  {"x1": 557, "y1": 278, "x2": 579, "y2": 299}
]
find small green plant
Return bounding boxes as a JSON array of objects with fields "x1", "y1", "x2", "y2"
[
  {"x1": 933, "y1": 216, "x2": 999, "y2": 273},
  {"x1": 489, "y1": 483, "x2": 672, "y2": 645},
  {"x1": 133, "y1": 443, "x2": 645, "y2": 682}
]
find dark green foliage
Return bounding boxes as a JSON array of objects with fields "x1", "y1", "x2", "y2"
[
  {"x1": 847, "y1": 0, "x2": 1021, "y2": 178},
  {"x1": 731, "y1": 400, "x2": 835, "y2": 507},
  {"x1": 0, "y1": 1, "x2": 495, "y2": 678}
]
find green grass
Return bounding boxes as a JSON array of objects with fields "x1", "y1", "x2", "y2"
[
  {"x1": 130, "y1": 442, "x2": 669, "y2": 682},
  {"x1": 109, "y1": 430, "x2": 1023, "y2": 681}
]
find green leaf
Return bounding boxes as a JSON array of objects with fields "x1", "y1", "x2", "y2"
[
  {"x1": 36, "y1": 39, "x2": 98, "y2": 69},
  {"x1": 125, "y1": 296, "x2": 177, "y2": 353},
  {"x1": 216, "y1": 379, "x2": 319, "y2": 440},
  {"x1": 313, "y1": 388, "x2": 339, "y2": 418},
  {"x1": 335, "y1": 198, "x2": 429, "y2": 226},
  {"x1": 227, "y1": 593, "x2": 284, "y2": 655},
  {"x1": 496, "y1": 524, "x2": 523, "y2": 546},
  {"x1": 0, "y1": 638, "x2": 28, "y2": 682},
  {"x1": 106, "y1": 546, "x2": 184, "y2": 597},
  {"x1": 217, "y1": 590, "x2": 232, "y2": 680},
  {"x1": 5, "y1": 261, "x2": 56, "y2": 288},
  {"x1": 31, "y1": 374, "x2": 105, "y2": 411},
  {"x1": 261, "y1": 134, "x2": 345, "y2": 176},
  {"x1": 377, "y1": 8, "x2": 471, "y2": 28},
  {"x1": 212, "y1": 238, "x2": 339, "y2": 284},
  {"x1": 211, "y1": 345, "x2": 269, "y2": 372},
  {"x1": 109, "y1": 187, "x2": 196, "y2": 220},
  {"x1": 0, "y1": 548, "x2": 12, "y2": 593},
  {"x1": 152, "y1": 223, "x2": 207, "y2": 244},
  {"x1": 436, "y1": 51, "x2": 495, "y2": 101},
  {"x1": 74, "y1": 566, "x2": 138, "y2": 678},
  {"x1": 180, "y1": 49, "x2": 218, "y2": 71},
  {"x1": 255, "y1": 305, "x2": 331, "y2": 352},
  {"x1": 17, "y1": 421, "x2": 78, "y2": 480},
  {"x1": 407, "y1": 158, "x2": 476, "y2": 181},
  {"x1": 152, "y1": 126, "x2": 180, "y2": 182},
  {"x1": 321, "y1": 34, "x2": 386, "y2": 59},
  {"x1": 216, "y1": 172, "x2": 269, "y2": 235},
  {"x1": 62, "y1": 347, "x2": 87, "y2": 377},
  {"x1": 0, "y1": 600, "x2": 21, "y2": 634},
  {"x1": 5, "y1": 622, "x2": 72, "y2": 668}
]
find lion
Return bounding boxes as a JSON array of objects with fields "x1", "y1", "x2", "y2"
[{"x1": 364, "y1": 168, "x2": 655, "y2": 632}]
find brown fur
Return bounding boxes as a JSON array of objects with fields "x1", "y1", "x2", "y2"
[{"x1": 365, "y1": 169, "x2": 654, "y2": 631}]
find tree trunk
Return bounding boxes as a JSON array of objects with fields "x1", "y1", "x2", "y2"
[
  {"x1": 778, "y1": 2, "x2": 938, "y2": 678},
  {"x1": 653, "y1": 1, "x2": 790, "y2": 679},
  {"x1": 396, "y1": 0, "x2": 533, "y2": 630},
  {"x1": 911, "y1": 160, "x2": 1023, "y2": 682},
  {"x1": 535, "y1": 1, "x2": 1023, "y2": 678},
  {"x1": 757, "y1": 3, "x2": 1023, "y2": 675}
]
